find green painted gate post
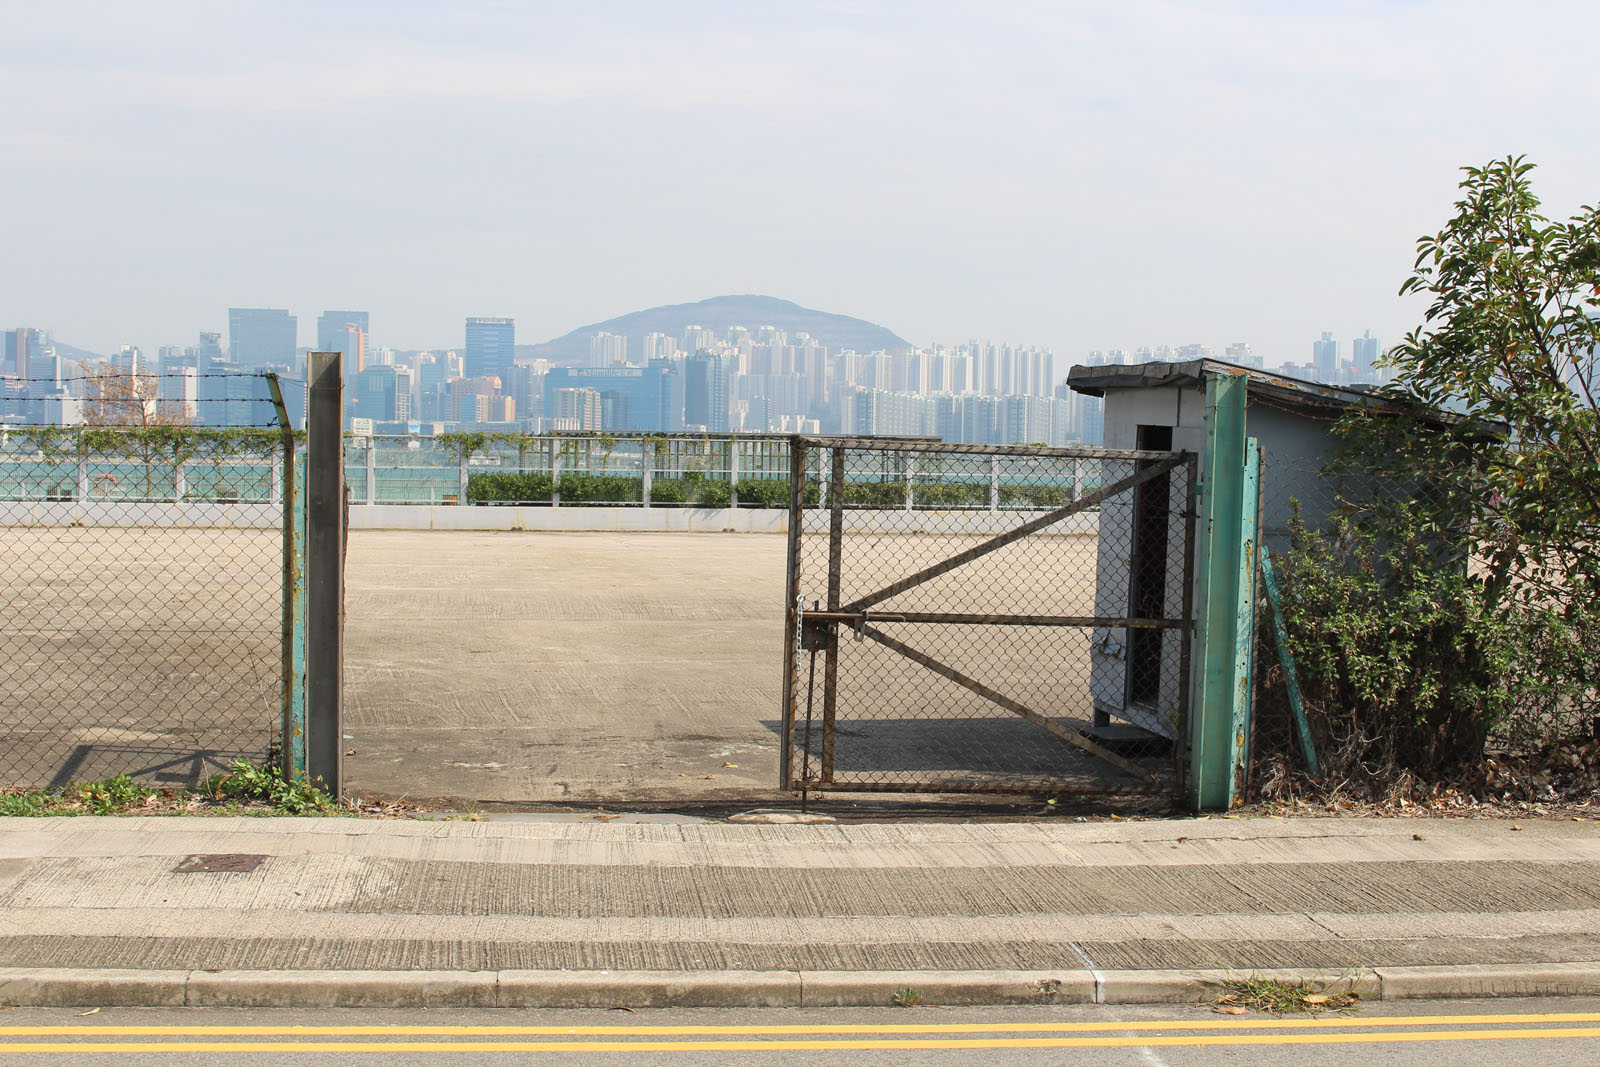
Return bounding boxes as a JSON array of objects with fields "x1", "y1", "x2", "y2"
[
  {"x1": 1189, "y1": 371, "x2": 1261, "y2": 811},
  {"x1": 286, "y1": 452, "x2": 308, "y2": 780},
  {"x1": 264, "y1": 372, "x2": 307, "y2": 782}
]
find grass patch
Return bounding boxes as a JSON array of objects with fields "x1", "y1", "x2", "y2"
[
  {"x1": 0, "y1": 762, "x2": 344, "y2": 818},
  {"x1": 1212, "y1": 974, "x2": 1361, "y2": 1014},
  {"x1": 201, "y1": 760, "x2": 338, "y2": 815}
]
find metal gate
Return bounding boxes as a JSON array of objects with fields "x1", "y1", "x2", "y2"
[{"x1": 780, "y1": 437, "x2": 1197, "y2": 797}]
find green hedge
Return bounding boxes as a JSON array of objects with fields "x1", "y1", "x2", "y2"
[
  {"x1": 467, "y1": 472, "x2": 552, "y2": 503},
  {"x1": 465, "y1": 473, "x2": 1067, "y2": 509},
  {"x1": 999, "y1": 484, "x2": 1076, "y2": 508},
  {"x1": 468, "y1": 472, "x2": 808, "y2": 507}
]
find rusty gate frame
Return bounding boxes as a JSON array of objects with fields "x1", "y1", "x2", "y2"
[{"x1": 779, "y1": 436, "x2": 1198, "y2": 797}]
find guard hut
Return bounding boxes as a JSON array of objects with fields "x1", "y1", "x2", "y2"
[{"x1": 1067, "y1": 360, "x2": 1393, "y2": 742}]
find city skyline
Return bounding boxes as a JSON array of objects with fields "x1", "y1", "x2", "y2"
[
  {"x1": 4, "y1": 3, "x2": 1593, "y2": 368},
  {"x1": 0, "y1": 299, "x2": 1382, "y2": 379}
]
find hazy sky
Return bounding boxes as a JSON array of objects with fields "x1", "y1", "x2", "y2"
[{"x1": 4, "y1": 1, "x2": 1597, "y2": 366}]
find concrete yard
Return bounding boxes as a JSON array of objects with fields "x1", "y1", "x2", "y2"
[
  {"x1": 344, "y1": 531, "x2": 792, "y2": 805},
  {"x1": 0, "y1": 526, "x2": 280, "y2": 791},
  {"x1": 344, "y1": 528, "x2": 1130, "y2": 806}
]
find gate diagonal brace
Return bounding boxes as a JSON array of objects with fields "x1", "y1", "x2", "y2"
[
  {"x1": 857, "y1": 623, "x2": 1164, "y2": 787},
  {"x1": 838, "y1": 453, "x2": 1188, "y2": 616}
]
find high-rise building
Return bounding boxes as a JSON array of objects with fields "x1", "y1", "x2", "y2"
[
  {"x1": 588, "y1": 331, "x2": 628, "y2": 367},
  {"x1": 552, "y1": 387, "x2": 602, "y2": 431},
  {"x1": 338, "y1": 327, "x2": 366, "y2": 379},
  {"x1": 4, "y1": 328, "x2": 42, "y2": 379},
  {"x1": 317, "y1": 311, "x2": 369, "y2": 353},
  {"x1": 354, "y1": 366, "x2": 412, "y2": 425},
  {"x1": 1312, "y1": 331, "x2": 1340, "y2": 381},
  {"x1": 1351, "y1": 330, "x2": 1380, "y2": 382},
  {"x1": 684, "y1": 352, "x2": 729, "y2": 431},
  {"x1": 1224, "y1": 342, "x2": 1263, "y2": 369},
  {"x1": 642, "y1": 332, "x2": 677, "y2": 361},
  {"x1": 464, "y1": 318, "x2": 515, "y2": 382},
  {"x1": 192, "y1": 332, "x2": 225, "y2": 369},
  {"x1": 682, "y1": 324, "x2": 717, "y2": 354},
  {"x1": 543, "y1": 365, "x2": 680, "y2": 431},
  {"x1": 228, "y1": 308, "x2": 297, "y2": 370}
]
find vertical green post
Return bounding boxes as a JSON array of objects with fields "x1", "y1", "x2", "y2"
[
  {"x1": 1190, "y1": 371, "x2": 1259, "y2": 811},
  {"x1": 286, "y1": 452, "x2": 308, "y2": 780},
  {"x1": 1233, "y1": 438, "x2": 1262, "y2": 797},
  {"x1": 1259, "y1": 551, "x2": 1319, "y2": 776},
  {"x1": 263, "y1": 372, "x2": 307, "y2": 782}
]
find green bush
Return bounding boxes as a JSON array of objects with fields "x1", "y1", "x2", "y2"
[
  {"x1": 1273, "y1": 505, "x2": 1551, "y2": 779},
  {"x1": 913, "y1": 482, "x2": 988, "y2": 508},
  {"x1": 466, "y1": 472, "x2": 552, "y2": 504},
  {"x1": 999, "y1": 484, "x2": 1074, "y2": 509},
  {"x1": 556, "y1": 473, "x2": 641, "y2": 503},
  {"x1": 734, "y1": 478, "x2": 794, "y2": 509},
  {"x1": 469, "y1": 471, "x2": 813, "y2": 508},
  {"x1": 843, "y1": 481, "x2": 906, "y2": 508},
  {"x1": 648, "y1": 477, "x2": 691, "y2": 503}
]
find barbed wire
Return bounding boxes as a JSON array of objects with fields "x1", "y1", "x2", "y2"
[{"x1": 1, "y1": 371, "x2": 290, "y2": 385}]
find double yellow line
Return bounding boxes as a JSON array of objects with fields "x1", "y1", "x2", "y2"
[{"x1": 2, "y1": 1012, "x2": 1599, "y2": 1053}]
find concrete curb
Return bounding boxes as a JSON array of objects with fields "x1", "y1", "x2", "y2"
[{"x1": 3, "y1": 964, "x2": 1600, "y2": 1008}]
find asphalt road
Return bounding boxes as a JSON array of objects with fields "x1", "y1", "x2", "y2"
[{"x1": 3, "y1": 999, "x2": 1600, "y2": 1065}]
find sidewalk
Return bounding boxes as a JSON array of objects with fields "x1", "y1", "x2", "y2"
[{"x1": 2, "y1": 813, "x2": 1599, "y2": 1007}]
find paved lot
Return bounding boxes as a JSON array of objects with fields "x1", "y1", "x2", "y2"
[
  {"x1": 344, "y1": 531, "x2": 792, "y2": 805},
  {"x1": 0, "y1": 527, "x2": 279, "y2": 791},
  {"x1": 344, "y1": 530, "x2": 1121, "y2": 806}
]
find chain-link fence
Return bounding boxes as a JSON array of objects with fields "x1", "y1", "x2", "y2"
[
  {"x1": 782, "y1": 438, "x2": 1195, "y2": 797},
  {"x1": 0, "y1": 418, "x2": 287, "y2": 790}
]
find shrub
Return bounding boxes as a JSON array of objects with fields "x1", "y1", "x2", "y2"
[
  {"x1": 999, "y1": 484, "x2": 1074, "y2": 509},
  {"x1": 1273, "y1": 506, "x2": 1529, "y2": 778},
  {"x1": 734, "y1": 478, "x2": 794, "y2": 509},
  {"x1": 913, "y1": 482, "x2": 988, "y2": 508},
  {"x1": 466, "y1": 472, "x2": 552, "y2": 504}
]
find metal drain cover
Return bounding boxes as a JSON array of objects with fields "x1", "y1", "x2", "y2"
[{"x1": 173, "y1": 853, "x2": 267, "y2": 873}]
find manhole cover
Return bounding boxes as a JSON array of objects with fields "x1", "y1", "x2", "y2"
[{"x1": 173, "y1": 853, "x2": 267, "y2": 873}]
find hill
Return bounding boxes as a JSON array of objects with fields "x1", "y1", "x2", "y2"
[{"x1": 519, "y1": 295, "x2": 912, "y2": 364}]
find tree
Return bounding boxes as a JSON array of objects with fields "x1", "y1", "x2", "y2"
[
  {"x1": 81, "y1": 362, "x2": 195, "y2": 500},
  {"x1": 1267, "y1": 157, "x2": 1600, "y2": 790},
  {"x1": 1386, "y1": 156, "x2": 1600, "y2": 607}
]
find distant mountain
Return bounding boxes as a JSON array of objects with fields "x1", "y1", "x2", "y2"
[
  {"x1": 47, "y1": 340, "x2": 106, "y2": 365},
  {"x1": 519, "y1": 295, "x2": 913, "y2": 365}
]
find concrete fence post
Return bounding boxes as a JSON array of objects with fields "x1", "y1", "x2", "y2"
[
  {"x1": 729, "y1": 439, "x2": 740, "y2": 509},
  {"x1": 456, "y1": 446, "x2": 468, "y2": 506},
  {"x1": 550, "y1": 437, "x2": 562, "y2": 507},
  {"x1": 988, "y1": 456, "x2": 1000, "y2": 513},
  {"x1": 304, "y1": 352, "x2": 345, "y2": 797},
  {"x1": 642, "y1": 442, "x2": 653, "y2": 508},
  {"x1": 365, "y1": 443, "x2": 377, "y2": 505},
  {"x1": 174, "y1": 460, "x2": 186, "y2": 503}
]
